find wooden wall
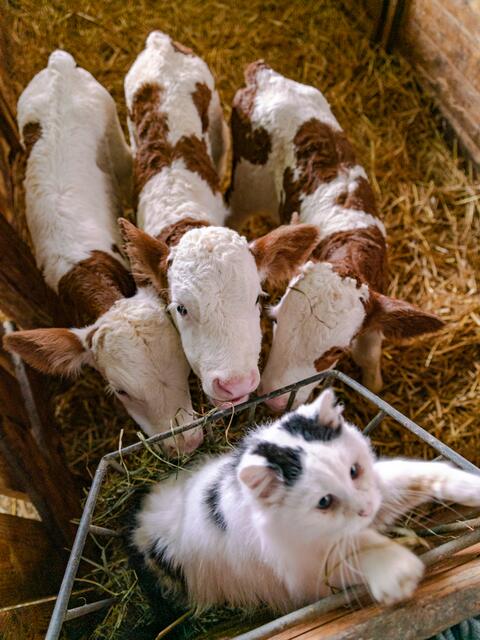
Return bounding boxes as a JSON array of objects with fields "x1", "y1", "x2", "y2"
[{"x1": 363, "y1": 0, "x2": 480, "y2": 167}]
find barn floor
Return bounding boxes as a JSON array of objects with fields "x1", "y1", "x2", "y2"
[{"x1": 3, "y1": 0, "x2": 480, "y2": 638}]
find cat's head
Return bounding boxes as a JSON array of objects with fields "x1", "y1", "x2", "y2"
[{"x1": 237, "y1": 388, "x2": 381, "y2": 541}]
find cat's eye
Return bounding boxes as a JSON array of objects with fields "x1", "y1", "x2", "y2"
[
  {"x1": 256, "y1": 295, "x2": 261, "y2": 305},
  {"x1": 317, "y1": 494, "x2": 333, "y2": 510},
  {"x1": 177, "y1": 304, "x2": 188, "y2": 317},
  {"x1": 350, "y1": 463, "x2": 361, "y2": 479}
]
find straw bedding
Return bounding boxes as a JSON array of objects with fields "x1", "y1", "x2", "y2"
[{"x1": 3, "y1": 0, "x2": 480, "y2": 637}]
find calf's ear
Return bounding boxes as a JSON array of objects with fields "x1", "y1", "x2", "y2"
[
  {"x1": 250, "y1": 224, "x2": 319, "y2": 287},
  {"x1": 365, "y1": 292, "x2": 445, "y2": 341},
  {"x1": 118, "y1": 218, "x2": 169, "y2": 290},
  {"x1": 3, "y1": 328, "x2": 93, "y2": 378}
]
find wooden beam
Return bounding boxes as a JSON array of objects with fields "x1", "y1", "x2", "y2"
[
  {"x1": 0, "y1": 328, "x2": 80, "y2": 548},
  {"x1": 0, "y1": 210, "x2": 64, "y2": 329},
  {"x1": 270, "y1": 554, "x2": 480, "y2": 639},
  {"x1": 0, "y1": 513, "x2": 64, "y2": 608}
]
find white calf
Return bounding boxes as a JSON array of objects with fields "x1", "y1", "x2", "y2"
[
  {"x1": 229, "y1": 62, "x2": 444, "y2": 409},
  {"x1": 121, "y1": 33, "x2": 319, "y2": 407},
  {"x1": 4, "y1": 50, "x2": 199, "y2": 454}
]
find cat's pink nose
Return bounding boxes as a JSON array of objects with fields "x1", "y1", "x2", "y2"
[{"x1": 358, "y1": 508, "x2": 370, "y2": 518}]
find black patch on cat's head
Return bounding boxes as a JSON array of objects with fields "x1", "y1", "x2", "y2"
[
  {"x1": 205, "y1": 479, "x2": 227, "y2": 531},
  {"x1": 281, "y1": 413, "x2": 342, "y2": 442},
  {"x1": 252, "y1": 441, "x2": 303, "y2": 486}
]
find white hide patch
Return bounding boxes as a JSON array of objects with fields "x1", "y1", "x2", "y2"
[
  {"x1": 125, "y1": 31, "x2": 216, "y2": 149},
  {"x1": 262, "y1": 262, "x2": 369, "y2": 402},
  {"x1": 298, "y1": 166, "x2": 386, "y2": 238},
  {"x1": 137, "y1": 158, "x2": 228, "y2": 237},
  {"x1": 83, "y1": 286, "x2": 193, "y2": 437},
  {"x1": 18, "y1": 50, "x2": 131, "y2": 290},
  {"x1": 167, "y1": 226, "x2": 263, "y2": 395}
]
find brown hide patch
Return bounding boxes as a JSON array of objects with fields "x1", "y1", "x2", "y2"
[
  {"x1": 229, "y1": 60, "x2": 272, "y2": 188},
  {"x1": 131, "y1": 82, "x2": 219, "y2": 195},
  {"x1": 22, "y1": 122, "x2": 42, "y2": 157},
  {"x1": 336, "y1": 177, "x2": 377, "y2": 216},
  {"x1": 312, "y1": 226, "x2": 387, "y2": 293},
  {"x1": 3, "y1": 328, "x2": 86, "y2": 377},
  {"x1": 280, "y1": 119, "x2": 356, "y2": 222},
  {"x1": 192, "y1": 82, "x2": 211, "y2": 133},
  {"x1": 58, "y1": 251, "x2": 135, "y2": 325},
  {"x1": 175, "y1": 135, "x2": 220, "y2": 192},
  {"x1": 314, "y1": 346, "x2": 346, "y2": 372},
  {"x1": 119, "y1": 218, "x2": 169, "y2": 296},
  {"x1": 172, "y1": 40, "x2": 194, "y2": 55},
  {"x1": 251, "y1": 224, "x2": 319, "y2": 288},
  {"x1": 361, "y1": 292, "x2": 445, "y2": 342},
  {"x1": 156, "y1": 216, "x2": 210, "y2": 248},
  {"x1": 130, "y1": 83, "x2": 171, "y2": 194}
]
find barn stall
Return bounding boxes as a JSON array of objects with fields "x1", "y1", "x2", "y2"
[{"x1": 0, "y1": 0, "x2": 479, "y2": 638}]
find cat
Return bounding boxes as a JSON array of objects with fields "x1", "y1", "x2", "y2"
[{"x1": 129, "y1": 388, "x2": 480, "y2": 618}]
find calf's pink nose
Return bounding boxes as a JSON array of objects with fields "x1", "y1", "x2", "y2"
[
  {"x1": 265, "y1": 393, "x2": 289, "y2": 413},
  {"x1": 213, "y1": 370, "x2": 259, "y2": 399}
]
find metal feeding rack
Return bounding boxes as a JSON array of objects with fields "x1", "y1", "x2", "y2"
[{"x1": 45, "y1": 370, "x2": 480, "y2": 640}]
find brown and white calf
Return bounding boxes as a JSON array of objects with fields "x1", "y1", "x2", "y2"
[
  {"x1": 229, "y1": 61, "x2": 444, "y2": 410},
  {"x1": 120, "y1": 33, "x2": 319, "y2": 408},
  {"x1": 3, "y1": 50, "x2": 199, "y2": 454}
]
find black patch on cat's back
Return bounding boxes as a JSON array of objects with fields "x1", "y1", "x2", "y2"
[
  {"x1": 205, "y1": 479, "x2": 227, "y2": 531},
  {"x1": 281, "y1": 413, "x2": 342, "y2": 442},
  {"x1": 253, "y1": 441, "x2": 303, "y2": 486}
]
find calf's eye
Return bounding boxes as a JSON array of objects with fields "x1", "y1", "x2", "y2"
[
  {"x1": 177, "y1": 304, "x2": 188, "y2": 317},
  {"x1": 317, "y1": 494, "x2": 333, "y2": 510},
  {"x1": 350, "y1": 463, "x2": 361, "y2": 479},
  {"x1": 116, "y1": 389, "x2": 129, "y2": 398}
]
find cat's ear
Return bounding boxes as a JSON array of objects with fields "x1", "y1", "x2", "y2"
[
  {"x1": 298, "y1": 388, "x2": 343, "y2": 430},
  {"x1": 238, "y1": 453, "x2": 283, "y2": 503}
]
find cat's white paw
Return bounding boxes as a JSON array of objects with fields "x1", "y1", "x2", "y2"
[
  {"x1": 365, "y1": 543, "x2": 424, "y2": 605},
  {"x1": 441, "y1": 472, "x2": 480, "y2": 507}
]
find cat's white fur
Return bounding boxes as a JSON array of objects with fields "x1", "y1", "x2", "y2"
[{"x1": 133, "y1": 389, "x2": 480, "y2": 611}]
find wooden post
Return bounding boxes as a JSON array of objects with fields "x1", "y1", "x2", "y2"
[{"x1": 0, "y1": 326, "x2": 80, "y2": 550}]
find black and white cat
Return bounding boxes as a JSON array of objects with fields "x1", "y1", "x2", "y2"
[{"x1": 130, "y1": 388, "x2": 480, "y2": 614}]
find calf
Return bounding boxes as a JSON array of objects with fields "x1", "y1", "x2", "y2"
[
  {"x1": 229, "y1": 62, "x2": 444, "y2": 409},
  {"x1": 4, "y1": 50, "x2": 200, "y2": 454},
  {"x1": 120, "y1": 33, "x2": 319, "y2": 407}
]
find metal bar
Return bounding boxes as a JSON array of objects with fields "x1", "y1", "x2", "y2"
[
  {"x1": 45, "y1": 458, "x2": 109, "y2": 640},
  {"x1": 88, "y1": 524, "x2": 120, "y2": 537},
  {"x1": 103, "y1": 371, "x2": 333, "y2": 460},
  {"x1": 363, "y1": 410, "x2": 385, "y2": 435},
  {"x1": 108, "y1": 459, "x2": 127, "y2": 474},
  {"x1": 233, "y1": 525, "x2": 480, "y2": 640},
  {"x1": 64, "y1": 597, "x2": 117, "y2": 622},
  {"x1": 285, "y1": 389, "x2": 297, "y2": 412},
  {"x1": 330, "y1": 371, "x2": 479, "y2": 474},
  {"x1": 246, "y1": 404, "x2": 257, "y2": 424}
]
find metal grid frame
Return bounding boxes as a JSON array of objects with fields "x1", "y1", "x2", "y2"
[{"x1": 45, "y1": 369, "x2": 480, "y2": 640}]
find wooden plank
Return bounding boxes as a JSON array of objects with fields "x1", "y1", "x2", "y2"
[
  {"x1": 0, "y1": 210, "x2": 64, "y2": 330},
  {"x1": 0, "y1": 513, "x2": 64, "y2": 607},
  {"x1": 0, "y1": 600, "x2": 54, "y2": 640},
  {"x1": 409, "y1": 0, "x2": 480, "y2": 84},
  {"x1": 270, "y1": 555, "x2": 480, "y2": 640},
  {"x1": 0, "y1": 330, "x2": 80, "y2": 548}
]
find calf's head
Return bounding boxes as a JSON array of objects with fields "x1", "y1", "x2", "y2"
[
  {"x1": 120, "y1": 219, "x2": 319, "y2": 406},
  {"x1": 3, "y1": 290, "x2": 201, "y2": 455},
  {"x1": 262, "y1": 261, "x2": 444, "y2": 411}
]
